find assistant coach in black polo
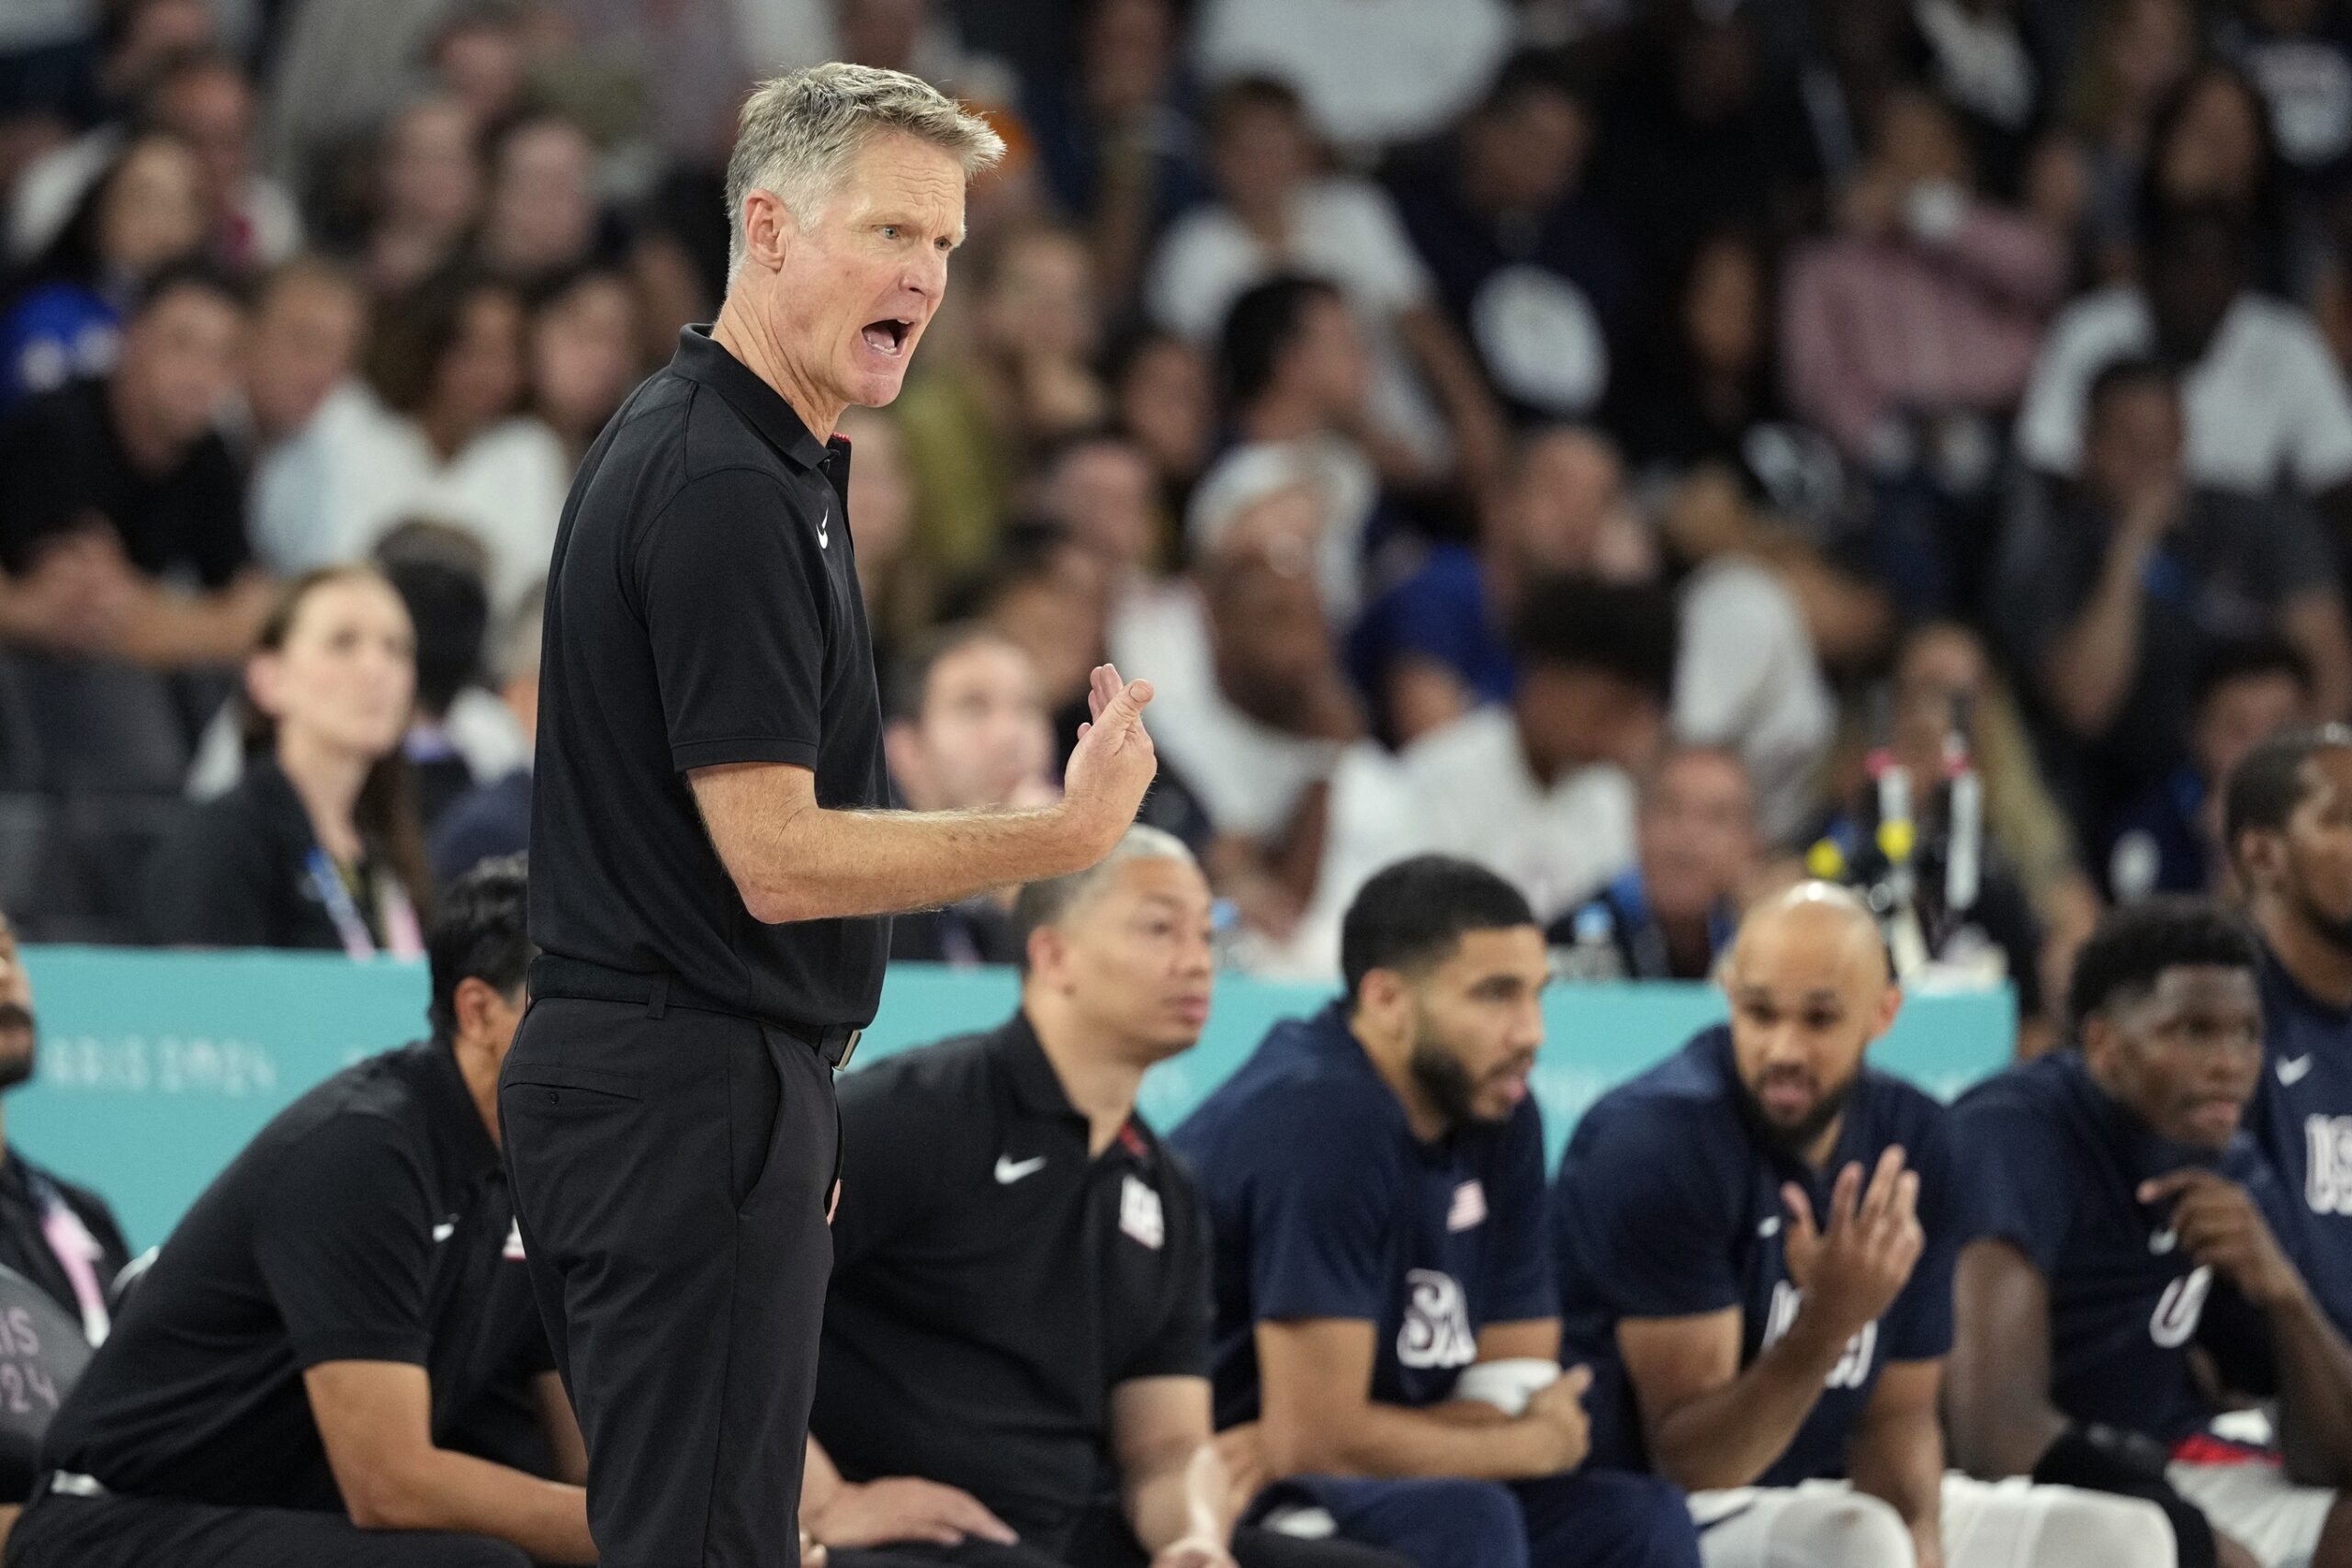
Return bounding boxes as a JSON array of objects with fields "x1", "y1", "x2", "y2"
[{"x1": 503, "y1": 62, "x2": 1163, "y2": 1568}]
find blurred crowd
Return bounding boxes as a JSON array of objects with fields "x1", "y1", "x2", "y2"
[{"x1": 13, "y1": 0, "x2": 2352, "y2": 1038}]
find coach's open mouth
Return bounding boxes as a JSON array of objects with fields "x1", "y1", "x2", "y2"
[{"x1": 861, "y1": 318, "x2": 910, "y2": 355}]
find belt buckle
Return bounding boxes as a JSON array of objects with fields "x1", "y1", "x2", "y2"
[{"x1": 832, "y1": 1028, "x2": 861, "y2": 1072}]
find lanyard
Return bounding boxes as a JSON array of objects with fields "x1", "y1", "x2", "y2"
[
  {"x1": 27, "y1": 1172, "x2": 107, "y2": 1346},
  {"x1": 305, "y1": 850, "x2": 424, "y2": 961}
]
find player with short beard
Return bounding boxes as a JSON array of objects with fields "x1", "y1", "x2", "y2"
[
  {"x1": 1554, "y1": 883, "x2": 2173, "y2": 1568},
  {"x1": 2227, "y1": 726, "x2": 2352, "y2": 1337},
  {"x1": 1170, "y1": 855, "x2": 1699, "y2": 1568},
  {"x1": 0, "y1": 909, "x2": 129, "y2": 1348}
]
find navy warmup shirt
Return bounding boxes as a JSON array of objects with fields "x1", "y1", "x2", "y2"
[
  {"x1": 1168, "y1": 1002, "x2": 1554, "y2": 1427},
  {"x1": 2248, "y1": 949, "x2": 2352, "y2": 1337},
  {"x1": 1952, "y1": 1052, "x2": 2284, "y2": 1447},
  {"x1": 1552, "y1": 1027, "x2": 1958, "y2": 1486}
]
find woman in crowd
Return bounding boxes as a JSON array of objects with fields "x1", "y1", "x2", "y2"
[
  {"x1": 0, "y1": 132, "x2": 207, "y2": 404},
  {"x1": 353, "y1": 266, "x2": 571, "y2": 613},
  {"x1": 142, "y1": 567, "x2": 431, "y2": 953}
]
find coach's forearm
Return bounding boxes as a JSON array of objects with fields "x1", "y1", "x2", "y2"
[
  {"x1": 1645, "y1": 1311, "x2": 1854, "y2": 1492},
  {"x1": 349, "y1": 1446, "x2": 594, "y2": 1563},
  {"x1": 743, "y1": 804, "x2": 1107, "y2": 925}
]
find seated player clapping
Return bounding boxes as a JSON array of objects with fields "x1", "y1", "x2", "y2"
[
  {"x1": 1553, "y1": 881, "x2": 2173, "y2": 1568},
  {"x1": 1950, "y1": 898, "x2": 2352, "y2": 1568}
]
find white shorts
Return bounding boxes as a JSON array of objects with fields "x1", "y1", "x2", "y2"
[
  {"x1": 1691, "y1": 1473, "x2": 2177, "y2": 1568},
  {"x1": 2169, "y1": 1461, "x2": 2336, "y2": 1568}
]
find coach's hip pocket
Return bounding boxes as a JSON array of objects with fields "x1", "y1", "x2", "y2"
[{"x1": 502, "y1": 1063, "x2": 646, "y2": 1119}]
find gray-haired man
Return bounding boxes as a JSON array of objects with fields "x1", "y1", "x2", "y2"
[{"x1": 503, "y1": 64, "x2": 1162, "y2": 1568}]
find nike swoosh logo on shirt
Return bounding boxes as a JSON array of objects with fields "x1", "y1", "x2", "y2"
[
  {"x1": 994, "y1": 1156, "x2": 1046, "y2": 1185},
  {"x1": 816, "y1": 504, "x2": 831, "y2": 549},
  {"x1": 2280, "y1": 1055, "x2": 2315, "y2": 1086},
  {"x1": 432, "y1": 1220, "x2": 457, "y2": 1243}
]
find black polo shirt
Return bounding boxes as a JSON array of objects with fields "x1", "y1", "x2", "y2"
[
  {"x1": 38, "y1": 1042, "x2": 551, "y2": 1509},
  {"x1": 529, "y1": 326, "x2": 890, "y2": 1031},
  {"x1": 812, "y1": 1016, "x2": 1213, "y2": 1545}
]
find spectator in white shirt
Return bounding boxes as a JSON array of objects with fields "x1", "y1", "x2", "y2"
[
  {"x1": 345, "y1": 267, "x2": 571, "y2": 615},
  {"x1": 1190, "y1": 0, "x2": 1512, "y2": 152},
  {"x1": 1403, "y1": 574, "x2": 1677, "y2": 922},
  {"x1": 2015, "y1": 197, "x2": 2352, "y2": 499},
  {"x1": 243, "y1": 254, "x2": 374, "y2": 576},
  {"x1": 1147, "y1": 76, "x2": 1505, "y2": 484}
]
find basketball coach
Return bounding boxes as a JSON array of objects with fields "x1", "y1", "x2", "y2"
[{"x1": 501, "y1": 63, "x2": 1161, "y2": 1568}]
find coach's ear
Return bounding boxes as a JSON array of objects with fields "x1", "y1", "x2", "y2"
[
  {"x1": 1026, "y1": 921, "x2": 1073, "y2": 992},
  {"x1": 737, "y1": 187, "x2": 795, "y2": 275}
]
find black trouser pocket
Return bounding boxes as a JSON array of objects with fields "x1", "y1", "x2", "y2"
[{"x1": 728, "y1": 1027, "x2": 784, "y2": 1214}]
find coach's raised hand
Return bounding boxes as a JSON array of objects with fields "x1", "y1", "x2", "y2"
[{"x1": 1059, "y1": 661, "x2": 1158, "y2": 860}]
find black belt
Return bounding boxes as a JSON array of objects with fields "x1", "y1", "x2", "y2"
[{"x1": 527, "y1": 955, "x2": 862, "y2": 1069}]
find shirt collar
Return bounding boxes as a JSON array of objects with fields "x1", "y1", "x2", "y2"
[
  {"x1": 406, "y1": 1041, "x2": 504, "y2": 1188},
  {"x1": 2260, "y1": 942, "x2": 2352, "y2": 1026},
  {"x1": 988, "y1": 1011, "x2": 1087, "y2": 1123},
  {"x1": 669, "y1": 325, "x2": 836, "y2": 473},
  {"x1": 986, "y1": 1012, "x2": 1164, "y2": 1164}
]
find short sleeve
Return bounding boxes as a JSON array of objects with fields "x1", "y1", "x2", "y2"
[
  {"x1": 1551, "y1": 1104, "x2": 1741, "y2": 1320},
  {"x1": 1882, "y1": 1110, "x2": 1958, "y2": 1362},
  {"x1": 1123, "y1": 1195, "x2": 1216, "y2": 1382},
  {"x1": 1242, "y1": 1091, "x2": 1407, "y2": 1323},
  {"x1": 1948, "y1": 1099, "x2": 2073, "y2": 1276},
  {"x1": 638, "y1": 468, "x2": 831, "y2": 774},
  {"x1": 2279, "y1": 322, "x2": 2352, "y2": 492},
  {"x1": 252, "y1": 1118, "x2": 435, "y2": 1369},
  {"x1": 1483, "y1": 1101, "x2": 1555, "y2": 1324}
]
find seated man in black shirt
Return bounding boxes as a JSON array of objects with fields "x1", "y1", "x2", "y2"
[
  {"x1": 6, "y1": 857, "x2": 596, "y2": 1568},
  {"x1": 808, "y1": 826, "x2": 1408, "y2": 1568},
  {"x1": 0, "y1": 260, "x2": 271, "y2": 790},
  {"x1": 884, "y1": 624, "x2": 1063, "y2": 967}
]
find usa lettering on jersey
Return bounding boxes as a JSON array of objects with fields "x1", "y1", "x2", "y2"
[
  {"x1": 1396, "y1": 1269, "x2": 1477, "y2": 1370},
  {"x1": 1760, "y1": 1280, "x2": 1879, "y2": 1389},
  {"x1": 2305, "y1": 1115, "x2": 2352, "y2": 1213}
]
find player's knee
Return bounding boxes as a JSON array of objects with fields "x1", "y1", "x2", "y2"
[
  {"x1": 1590, "y1": 1472, "x2": 1704, "y2": 1568},
  {"x1": 2036, "y1": 1490, "x2": 2179, "y2": 1568},
  {"x1": 1785, "y1": 1490, "x2": 1915, "y2": 1568},
  {"x1": 1417, "y1": 1480, "x2": 1530, "y2": 1568}
]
